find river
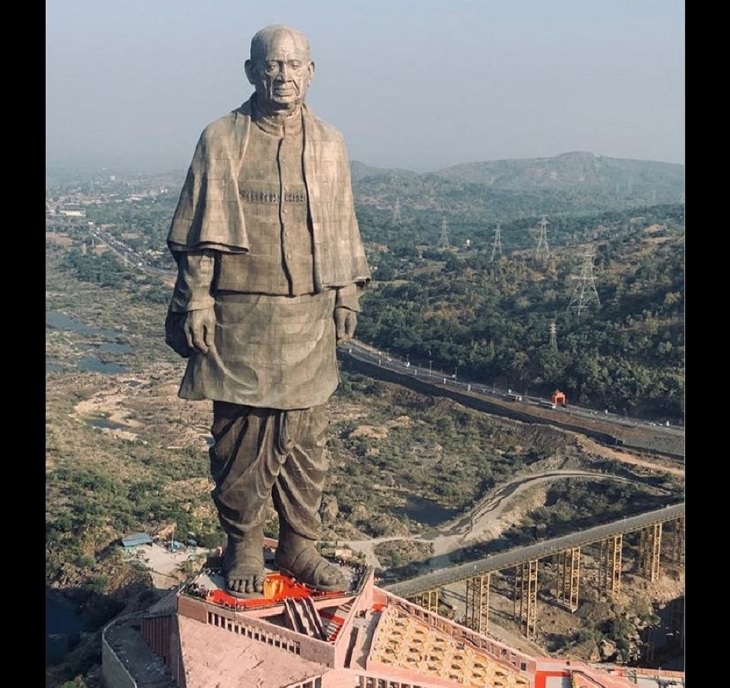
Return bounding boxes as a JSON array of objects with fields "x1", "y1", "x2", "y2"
[{"x1": 46, "y1": 311, "x2": 132, "y2": 374}]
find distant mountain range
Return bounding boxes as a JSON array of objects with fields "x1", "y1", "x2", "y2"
[
  {"x1": 47, "y1": 151, "x2": 685, "y2": 213},
  {"x1": 352, "y1": 151, "x2": 684, "y2": 195},
  {"x1": 350, "y1": 152, "x2": 684, "y2": 223}
]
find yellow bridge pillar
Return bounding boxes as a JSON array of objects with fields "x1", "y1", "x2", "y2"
[
  {"x1": 599, "y1": 534, "x2": 623, "y2": 595},
  {"x1": 556, "y1": 547, "x2": 581, "y2": 612},
  {"x1": 514, "y1": 560, "x2": 538, "y2": 640},
  {"x1": 639, "y1": 522, "x2": 663, "y2": 582},
  {"x1": 415, "y1": 588, "x2": 440, "y2": 614},
  {"x1": 672, "y1": 516, "x2": 685, "y2": 565},
  {"x1": 465, "y1": 573, "x2": 491, "y2": 634}
]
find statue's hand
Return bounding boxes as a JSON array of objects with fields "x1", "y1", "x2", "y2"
[
  {"x1": 184, "y1": 306, "x2": 216, "y2": 354},
  {"x1": 335, "y1": 307, "x2": 357, "y2": 342}
]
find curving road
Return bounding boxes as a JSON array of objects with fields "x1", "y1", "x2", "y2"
[
  {"x1": 336, "y1": 339, "x2": 684, "y2": 584},
  {"x1": 342, "y1": 469, "x2": 674, "y2": 571}
]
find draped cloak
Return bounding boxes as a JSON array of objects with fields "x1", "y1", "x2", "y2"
[
  {"x1": 167, "y1": 97, "x2": 370, "y2": 290},
  {"x1": 165, "y1": 97, "x2": 370, "y2": 410}
]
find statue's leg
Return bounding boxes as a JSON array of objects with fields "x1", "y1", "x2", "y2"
[
  {"x1": 210, "y1": 402, "x2": 282, "y2": 598},
  {"x1": 272, "y1": 405, "x2": 346, "y2": 592}
]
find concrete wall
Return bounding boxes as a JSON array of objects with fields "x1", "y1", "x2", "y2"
[{"x1": 101, "y1": 635, "x2": 137, "y2": 688}]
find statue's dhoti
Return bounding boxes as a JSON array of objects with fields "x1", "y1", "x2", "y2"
[{"x1": 209, "y1": 401, "x2": 329, "y2": 541}]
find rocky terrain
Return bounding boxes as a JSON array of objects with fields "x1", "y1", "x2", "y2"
[{"x1": 46, "y1": 357, "x2": 684, "y2": 685}]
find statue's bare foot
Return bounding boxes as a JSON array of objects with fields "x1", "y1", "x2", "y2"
[
  {"x1": 275, "y1": 538, "x2": 346, "y2": 593},
  {"x1": 223, "y1": 536, "x2": 265, "y2": 598}
]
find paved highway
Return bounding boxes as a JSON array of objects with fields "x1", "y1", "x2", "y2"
[
  {"x1": 88, "y1": 224, "x2": 174, "y2": 277},
  {"x1": 339, "y1": 339, "x2": 684, "y2": 442}
]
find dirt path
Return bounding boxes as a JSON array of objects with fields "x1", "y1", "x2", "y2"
[
  {"x1": 343, "y1": 467, "x2": 674, "y2": 570},
  {"x1": 573, "y1": 435, "x2": 684, "y2": 477},
  {"x1": 125, "y1": 543, "x2": 209, "y2": 590}
]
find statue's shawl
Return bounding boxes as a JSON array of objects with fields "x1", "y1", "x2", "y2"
[{"x1": 167, "y1": 98, "x2": 370, "y2": 290}]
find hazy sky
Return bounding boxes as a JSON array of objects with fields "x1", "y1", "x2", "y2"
[{"x1": 46, "y1": 0, "x2": 684, "y2": 174}]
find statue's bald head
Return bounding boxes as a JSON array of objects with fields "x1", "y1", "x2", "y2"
[
  {"x1": 250, "y1": 25, "x2": 310, "y2": 63},
  {"x1": 245, "y1": 24, "x2": 315, "y2": 117}
]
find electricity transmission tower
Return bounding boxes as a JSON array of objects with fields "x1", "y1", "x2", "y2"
[
  {"x1": 490, "y1": 223, "x2": 503, "y2": 261},
  {"x1": 438, "y1": 217, "x2": 450, "y2": 248},
  {"x1": 567, "y1": 252, "x2": 601, "y2": 315},
  {"x1": 534, "y1": 216, "x2": 550, "y2": 261},
  {"x1": 392, "y1": 198, "x2": 401, "y2": 225},
  {"x1": 549, "y1": 322, "x2": 558, "y2": 352}
]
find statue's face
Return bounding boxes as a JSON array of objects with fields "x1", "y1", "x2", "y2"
[{"x1": 246, "y1": 31, "x2": 314, "y2": 113}]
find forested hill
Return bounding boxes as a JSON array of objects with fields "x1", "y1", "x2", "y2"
[
  {"x1": 353, "y1": 198, "x2": 684, "y2": 423},
  {"x1": 348, "y1": 156, "x2": 684, "y2": 425},
  {"x1": 432, "y1": 152, "x2": 683, "y2": 192},
  {"x1": 351, "y1": 152, "x2": 684, "y2": 228},
  {"x1": 47, "y1": 152, "x2": 684, "y2": 422}
]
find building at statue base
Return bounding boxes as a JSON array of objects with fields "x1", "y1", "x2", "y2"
[{"x1": 101, "y1": 554, "x2": 684, "y2": 688}]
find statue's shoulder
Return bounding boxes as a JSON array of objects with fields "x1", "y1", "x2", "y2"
[
  {"x1": 199, "y1": 102, "x2": 251, "y2": 144},
  {"x1": 303, "y1": 107, "x2": 345, "y2": 144}
]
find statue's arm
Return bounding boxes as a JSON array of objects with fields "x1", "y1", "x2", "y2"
[
  {"x1": 169, "y1": 251, "x2": 216, "y2": 312},
  {"x1": 166, "y1": 251, "x2": 217, "y2": 356},
  {"x1": 334, "y1": 283, "x2": 365, "y2": 342}
]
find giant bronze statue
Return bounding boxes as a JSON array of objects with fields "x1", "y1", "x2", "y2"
[{"x1": 165, "y1": 25, "x2": 370, "y2": 598}]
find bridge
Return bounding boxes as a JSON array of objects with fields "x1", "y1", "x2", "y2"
[
  {"x1": 337, "y1": 341, "x2": 684, "y2": 642},
  {"x1": 383, "y1": 503, "x2": 685, "y2": 641}
]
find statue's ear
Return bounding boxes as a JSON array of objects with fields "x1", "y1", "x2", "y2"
[{"x1": 244, "y1": 59, "x2": 255, "y2": 85}]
